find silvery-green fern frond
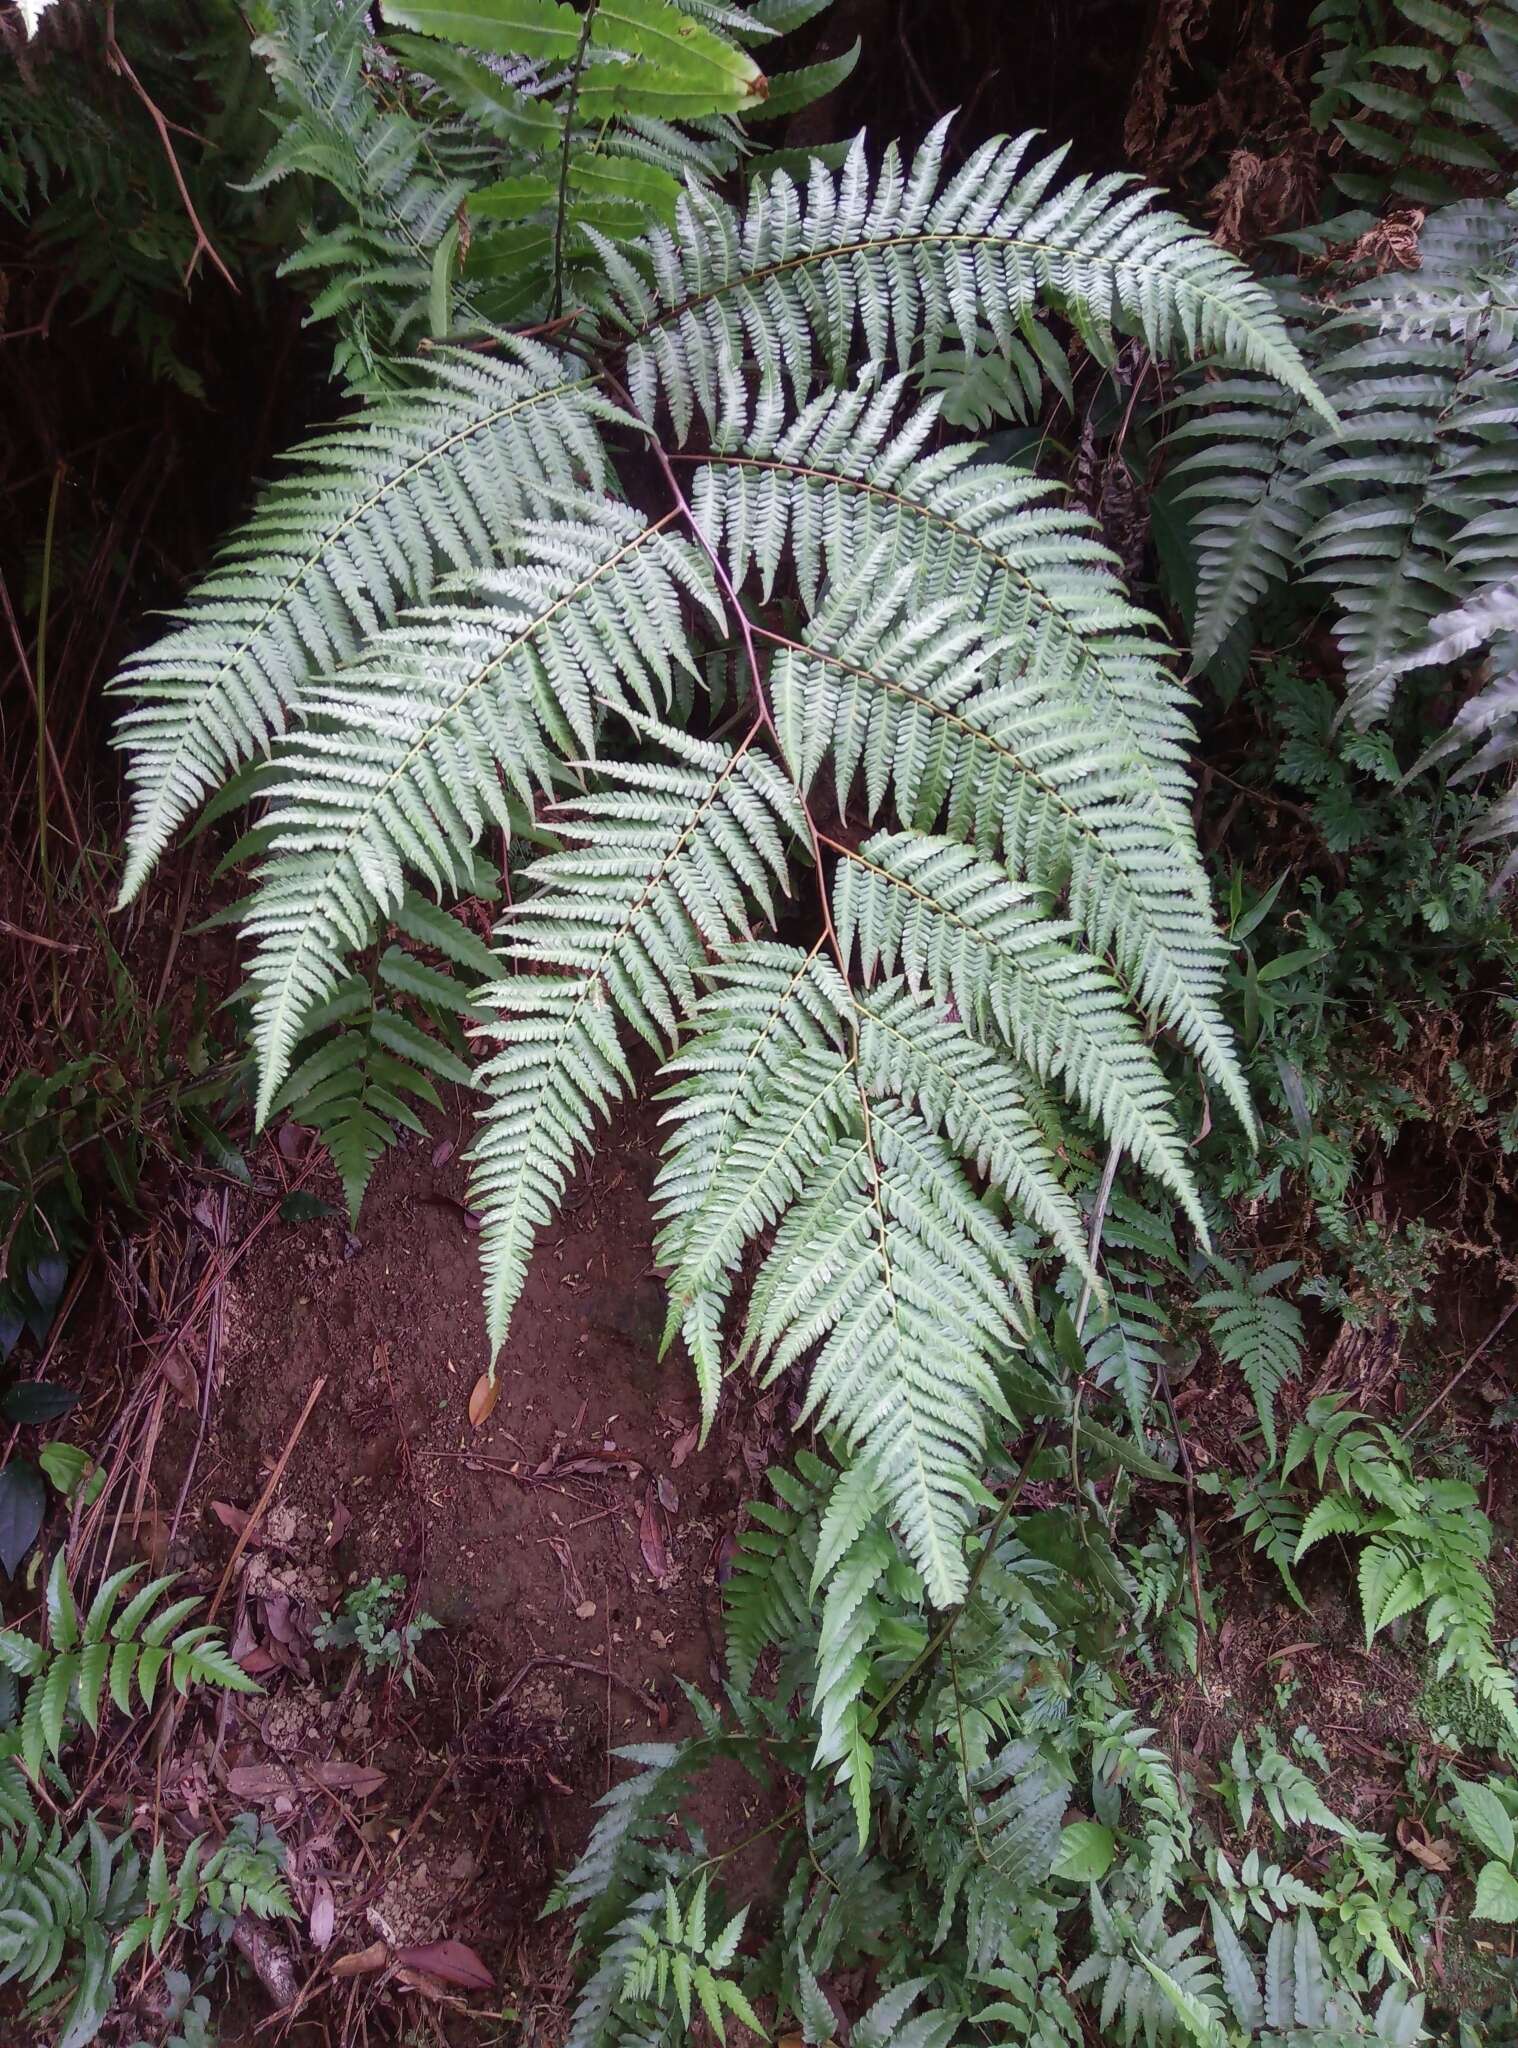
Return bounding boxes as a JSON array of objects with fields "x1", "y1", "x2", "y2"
[
  {"x1": 764, "y1": 559, "x2": 1248, "y2": 1135},
  {"x1": 110, "y1": 343, "x2": 613, "y2": 905},
  {"x1": 600, "y1": 121, "x2": 1331, "y2": 438},
  {"x1": 830, "y1": 830, "x2": 1204, "y2": 1235},
  {"x1": 1163, "y1": 371, "x2": 1319, "y2": 670},
  {"x1": 240, "y1": 503, "x2": 719, "y2": 1118},
  {"x1": 469, "y1": 720, "x2": 803, "y2": 1356}
]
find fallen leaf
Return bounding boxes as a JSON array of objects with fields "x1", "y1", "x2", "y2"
[
  {"x1": 276, "y1": 1121, "x2": 308, "y2": 1162},
  {"x1": 638, "y1": 1496, "x2": 669, "y2": 1583},
  {"x1": 211, "y1": 1500, "x2": 251, "y2": 1536},
  {"x1": 1397, "y1": 1816, "x2": 1455, "y2": 1872},
  {"x1": 430, "y1": 1137, "x2": 456, "y2": 1170},
  {"x1": 395, "y1": 1940, "x2": 493, "y2": 1992},
  {"x1": 327, "y1": 1500, "x2": 352, "y2": 1548},
  {"x1": 331, "y1": 1941, "x2": 389, "y2": 1978},
  {"x1": 655, "y1": 1474, "x2": 679, "y2": 1514},
  {"x1": 313, "y1": 1762, "x2": 387, "y2": 1795},
  {"x1": 226, "y1": 1762, "x2": 387, "y2": 1799},
  {"x1": 238, "y1": 1646, "x2": 279, "y2": 1677},
  {"x1": 309, "y1": 1881, "x2": 335, "y2": 1950},
  {"x1": 468, "y1": 1373, "x2": 500, "y2": 1428},
  {"x1": 159, "y1": 1346, "x2": 199, "y2": 1411},
  {"x1": 425, "y1": 1194, "x2": 483, "y2": 1232},
  {"x1": 670, "y1": 1425, "x2": 699, "y2": 1469}
]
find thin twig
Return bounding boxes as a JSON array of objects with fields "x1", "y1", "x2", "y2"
[
  {"x1": 549, "y1": 1, "x2": 600, "y2": 320},
  {"x1": 168, "y1": 1187, "x2": 229, "y2": 1551},
  {"x1": 104, "y1": 2, "x2": 239, "y2": 294},
  {"x1": 1406, "y1": 1295, "x2": 1518, "y2": 1436},
  {"x1": 210, "y1": 1376, "x2": 327, "y2": 1620}
]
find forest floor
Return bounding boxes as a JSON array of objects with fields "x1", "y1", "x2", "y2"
[
  {"x1": 56, "y1": 1082, "x2": 811, "y2": 2045},
  {"x1": 40, "y1": 1073, "x2": 1508, "y2": 2046}
]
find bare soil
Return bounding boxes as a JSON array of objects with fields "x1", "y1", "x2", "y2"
[{"x1": 148, "y1": 1086, "x2": 787, "y2": 2043}]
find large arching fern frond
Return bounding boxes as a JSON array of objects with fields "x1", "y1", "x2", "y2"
[
  {"x1": 241, "y1": 504, "x2": 719, "y2": 1118},
  {"x1": 599, "y1": 123, "x2": 1331, "y2": 439},
  {"x1": 111, "y1": 344, "x2": 614, "y2": 904}
]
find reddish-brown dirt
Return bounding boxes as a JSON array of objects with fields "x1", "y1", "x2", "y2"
[{"x1": 150, "y1": 1084, "x2": 788, "y2": 2042}]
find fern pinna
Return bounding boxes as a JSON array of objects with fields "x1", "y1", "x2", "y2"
[{"x1": 110, "y1": 18, "x2": 1324, "y2": 1603}]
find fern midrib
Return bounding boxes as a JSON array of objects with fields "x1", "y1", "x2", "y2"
[
  {"x1": 628, "y1": 227, "x2": 1312, "y2": 403},
  {"x1": 253, "y1": 511, "x2": 679, "y2": 1122},
  {"x1": 697, "y1": 449, "x2": 1203, "y2": 858}
]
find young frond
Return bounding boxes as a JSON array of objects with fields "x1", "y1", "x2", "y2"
[
  {"x1": 241, "y1": 504, "x2": 719, "y2": 1119},
  {"x1": 600, "y1": 122, "x2": 1326, "y2": 439},
  {"x1": 1195, "y1": 1262, "x2": 1304, "y2": 1457},
  {"x1": 468, "y1": 722, "x2": 803, "y2": 1355},
  {"x1": 110, "y1": 344, "x2": 614, "y2": 904}
]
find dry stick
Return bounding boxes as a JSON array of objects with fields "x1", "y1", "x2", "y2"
[
  {"x1": 168, "y1": 1185, "x2": 230, "y2": 1551},
  {"x1": 210, "y1": 1376, "x2": 327, "y2": 1621},
  {"x1": 104, "y1": 4, "x2": 238, "y2": 293},
  {"x1": 1407, "y1": 1295, "x2": 1518, "y2": 1437},
  {"x1": 489, "y1": 1653, "x2": 660, "y2": 1718}
]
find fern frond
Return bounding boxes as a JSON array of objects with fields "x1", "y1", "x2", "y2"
[
  {"x1": 1195, "y1": 1262, "x2": 1304, "y2": 1457},
  {"x1": 469, "y1": 720, "x2": 802, "y2": 1354},
  {"x1": 110, "y1": 344, "x2": 614, "y2": 904},
  {"x1": 832, "y1": 830, "x2": 1205, "y2": 1232},
  {"x1": 761, "y1": 552, "x2": 1249, "y2": 1134},
  {"x1": 1164, "y1": 374, "x2": 1319, "y2": 669},
  {"x1": 603, "y1": 123, "x2": 1327, "y2": 438},
  {"x1": 241, "y1": 504, "x2": 719, "y2": 1118}
]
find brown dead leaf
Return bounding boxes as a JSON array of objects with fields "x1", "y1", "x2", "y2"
[
  {"x1": 211, "y1": 1500, "x2": 251, "y2": 1536},
  {"x1": 468, "y1": 1372, "x2": 500, "y2": 1428},
  {"x1": 227, "y1": 1762, "x2": 387, "y2": 1800},
  {"x1": 395, "y1": 1940, "x2": 493, "y2": 1992},
  {"x1": 331, "y1": 1941, "x2": 389, "y2": 1978},
  {"x1": 1397, "y1": 1817, "x2": 1455, "y2": 1872},
  {"x1": 276, "y1": 1120, "x2": 309, "y2": 1163},
  {"x1": 638, "y1": 1495, "x2": 670, "y2": 1583},
  {"x1": 159, "y1": 1346, "x2": 199, "y2": 1411},
  {"x1": 309, "y1": 1881, "x2": 336, "y2": 1950},
  {"x1": 327, "y1": 1500, "x2": 352, "y2": 1548},
  {"x1": 670, "y1": 1424, "x2": 699, "y2": 1469},
  {"x1": 655, "y1": 1474, "x2": 679, "y2": 1515},
  {"x1": 425, "y1": 1193, "x2": 483, "y2": 1232},
  {"x1": 430, "y1": 1137, "x2": 456, "y2": 1170}
]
